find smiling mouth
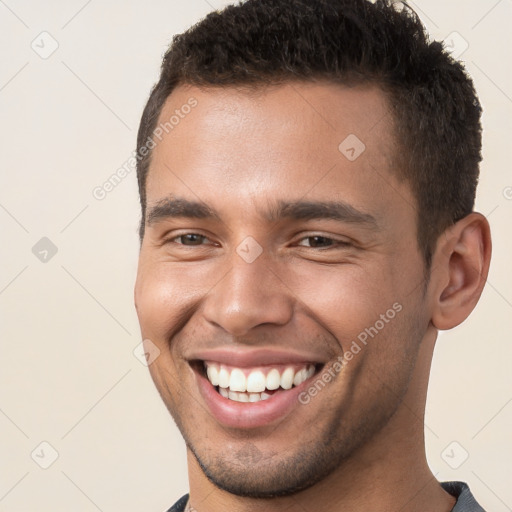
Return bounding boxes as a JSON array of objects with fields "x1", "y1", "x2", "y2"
[{"x1": 193, "y1": 360, "x2": 323, "y2": 403}]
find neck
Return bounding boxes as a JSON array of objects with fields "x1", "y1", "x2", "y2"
[{"x1": 186, "y1": 327, "x2": 456, "y2": 512}]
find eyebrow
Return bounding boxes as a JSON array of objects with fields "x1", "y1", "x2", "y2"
[
  {"x1": 146, "y1": 196, "x2": 378, "y2": 229},
  {"x1": 265, "y1": 200, "x2": 378, "y2": 228},
  {"x1": 147, "y1": 197, "x2": 221, "y2": 225}
]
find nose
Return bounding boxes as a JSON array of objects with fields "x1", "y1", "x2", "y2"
[{"x1": 201, "y1": 250, "x2": 294, "y2": 337}]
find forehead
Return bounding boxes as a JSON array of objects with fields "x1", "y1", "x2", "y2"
[{"x1": 146, "y1": 82, "x2": 412, "y2": 225}]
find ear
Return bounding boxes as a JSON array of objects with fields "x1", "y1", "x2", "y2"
[{"x1": 430, "y1": 212, "x2": 492, "y2": 330}]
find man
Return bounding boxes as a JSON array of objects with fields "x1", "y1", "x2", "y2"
[{"x1": 134, "y1": 0, "x2": 491, "y2": 510}]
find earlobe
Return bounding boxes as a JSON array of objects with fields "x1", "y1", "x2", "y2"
[{"x1": 431, "y1": 213, "x2": 491, "y2": 330}]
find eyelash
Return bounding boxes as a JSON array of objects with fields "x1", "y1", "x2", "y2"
[
  {"x1": 165, "y1": 233, "x2": 351, "y2": 249},
  {"x1": 296, "y1": 235, "x2": 351, "y2": 249},
  {"x1": 167, "y1": 233, "x2": 215, "y2": 247}
]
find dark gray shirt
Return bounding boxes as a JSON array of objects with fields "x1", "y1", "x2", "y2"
[
  {"x1": 442, "y1": 481, "x2": 486, "y2": 511},
  {"x1": 166, "y1": 481, "x2": 486, "y2": 511}
]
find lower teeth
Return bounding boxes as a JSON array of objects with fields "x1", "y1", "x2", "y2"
[{"x1": 217, "y1": 387, "x2": 281, "y2": 402}]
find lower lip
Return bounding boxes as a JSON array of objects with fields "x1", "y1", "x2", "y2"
[{"x1": 195, "y1": 369, "x2": 315, "y2": 429}]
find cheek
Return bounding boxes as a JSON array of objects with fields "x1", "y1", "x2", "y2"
[
  {"x1": 134, "y1": 271, "x2": 180, "y2": 342},
  {"x1": 285, "y1": 261, "x2": 404, "y2": 350},
  {"x1": 134, "y1": 262, "x2": 206, "y2": 407},
  {"x1": 134, "y1": 258, "x2": 219, "y2": 342}
]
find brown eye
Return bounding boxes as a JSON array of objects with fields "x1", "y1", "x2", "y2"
[
  {"x1": 299, "y1": 236, "x2": 335, "y2": 248},
  {"x1": 173, "y1": 233, "x2": 208, "y2": 246},
  {"x1": 296, "y1": 235, "x2": 352, "y2": 250}
]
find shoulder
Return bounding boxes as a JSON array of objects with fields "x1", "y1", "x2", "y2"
[
  {"x1": 441, "y1": 481, "x2": 486, "y2": 512},
  {"x1": 164, "y1": 486, "x2": 486, "y2": 512},
  {"x1": 164, "y1": 493, "x2": 189, "y2": 512}
]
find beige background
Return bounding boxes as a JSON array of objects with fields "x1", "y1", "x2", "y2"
[{"x1": 1, "y1": 1, "x2": 511, "y2": 510}]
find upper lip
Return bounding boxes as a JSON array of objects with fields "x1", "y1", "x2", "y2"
[{"x1": 187, "y1": 347, "x2": 327, "y2": 367}]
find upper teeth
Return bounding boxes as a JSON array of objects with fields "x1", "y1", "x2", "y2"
[{"x1": 205, "y1": 362, "x2": 316, "y2": 393}]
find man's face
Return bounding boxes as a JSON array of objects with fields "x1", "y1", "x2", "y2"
[{"x1": 135, "y1": 82, "x2": 432, "y2": 497}]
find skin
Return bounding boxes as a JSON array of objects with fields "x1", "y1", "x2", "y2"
[{"x1": 134, "y1": 82, "x2": 491, "y2": 512}]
